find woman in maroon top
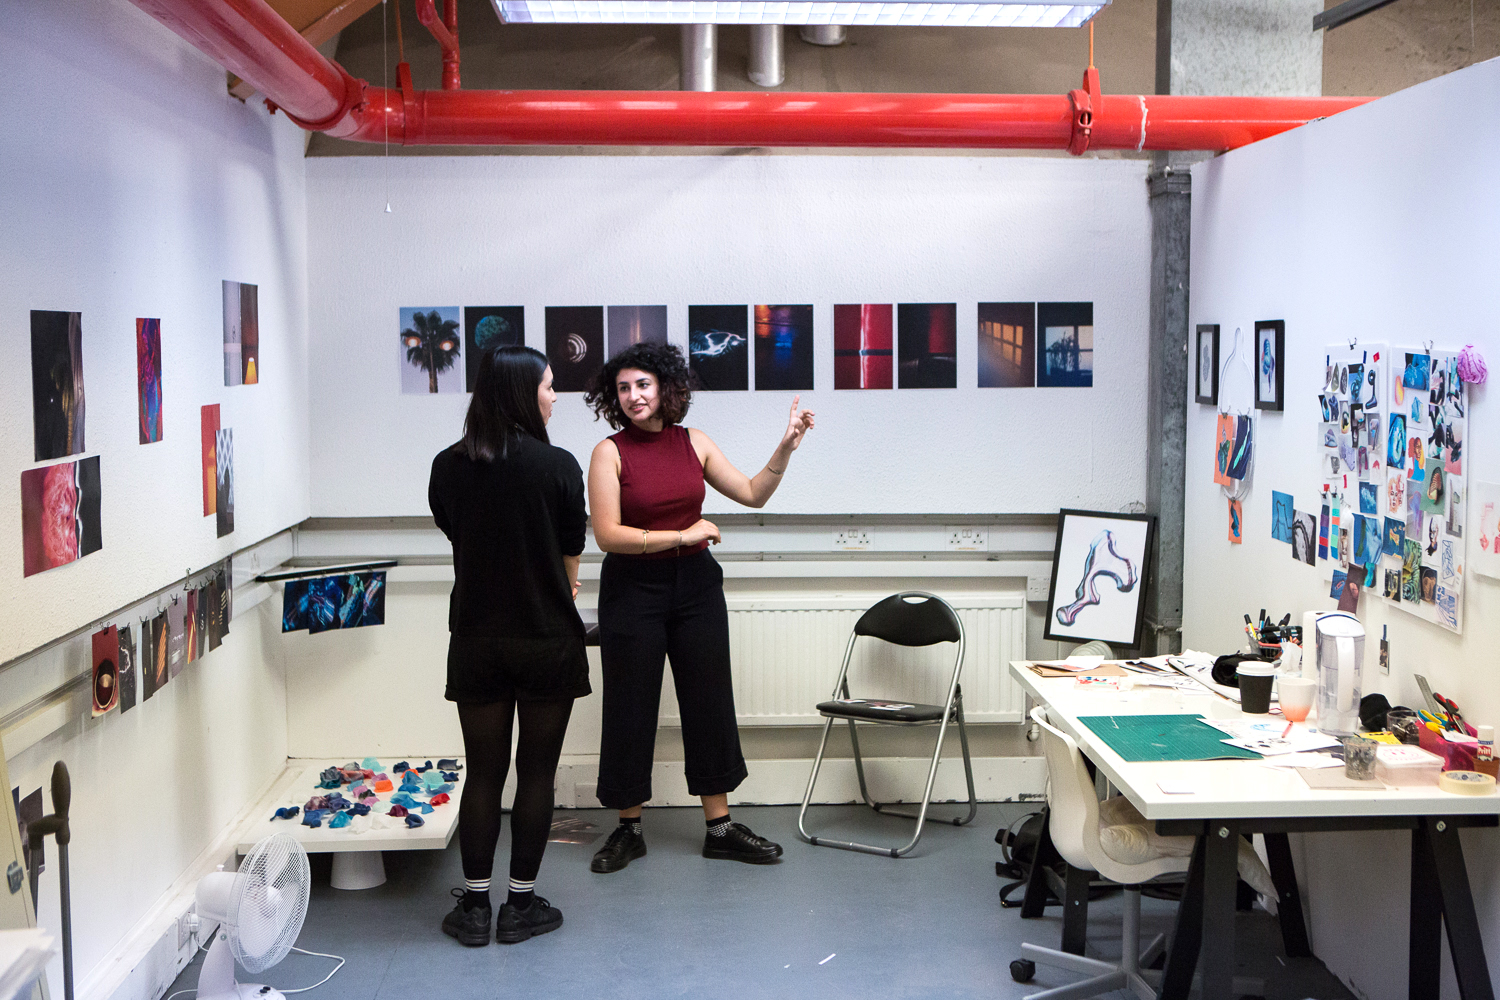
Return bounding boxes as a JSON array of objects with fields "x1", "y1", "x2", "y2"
[{"x1": 585, "y1": 342, "x2": 814, "y2": 871}]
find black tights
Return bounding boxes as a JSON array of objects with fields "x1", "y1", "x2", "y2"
[{"x1": 456, "y1": 697, "x2": 574, "y2": 886}]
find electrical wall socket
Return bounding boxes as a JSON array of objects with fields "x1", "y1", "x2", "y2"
[
  {"x1": 1026, "y1": 574, "x2": 1051, "y2": 602},
  {"x1": 832, "y1": 528, "x2": 872, "y2": 550},
  {"x1": 944, "y1": 527, "x2": 988, "y2": 551}
]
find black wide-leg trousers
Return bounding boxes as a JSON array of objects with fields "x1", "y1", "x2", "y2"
[{"x1": 596, "y1": 549, "x2": 748, "y2": 810}]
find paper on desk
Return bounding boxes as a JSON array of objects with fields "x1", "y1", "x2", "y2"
[
  {"x1": 1032, "y1": 656, "x2": 1104, "y2": 671},
  {"x1": 1198, "y1": 718, "x2": 1341, "y2": 756},
  {"x1": 1258, "y1": 752, "x2": 1343, "y2": 770}
]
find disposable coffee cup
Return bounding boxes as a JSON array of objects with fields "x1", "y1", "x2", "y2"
[{"x1": 1236, "y1": 663, "x2": 1275, "y2": 714}]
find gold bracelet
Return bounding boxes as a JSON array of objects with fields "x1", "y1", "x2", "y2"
[{"x1": 642, "y1": 528, "x2": 650, "y2": 553}]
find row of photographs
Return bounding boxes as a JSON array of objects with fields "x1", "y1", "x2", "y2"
[
  {"x1": 89, "y1": 558, "x2": 233, "y2": 718},
  {"x1": 398, "y1": 302, "x2": 1095, "y2": 394}
]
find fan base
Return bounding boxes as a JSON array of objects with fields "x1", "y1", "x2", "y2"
[{"x1": 198, "y1": 985, "x2": 288, "y2": 1000}]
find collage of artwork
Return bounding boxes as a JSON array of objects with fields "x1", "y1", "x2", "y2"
[
  {"x1": 282, "y1": 571, "x2": 388, "y2": 634},
  {"x1": 1273, "y1": 344, "x2": 1469, "y2": 633},
  {"x1": 399, "y1": 301, "x2": 1095, "y2": 394},
  {"x1": 23, "y1": 283, "x2": 255, "y2": 578}
]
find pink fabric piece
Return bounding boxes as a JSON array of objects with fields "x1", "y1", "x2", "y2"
[{"x1": 1458, "y1": 344, "x2": 1487, "y2": 384}]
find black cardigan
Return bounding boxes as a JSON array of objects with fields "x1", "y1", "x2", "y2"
[{"x1": 428, "y1": 435, "x2": 587, "y2": 640}]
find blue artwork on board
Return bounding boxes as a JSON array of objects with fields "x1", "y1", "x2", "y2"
[
  {"x1": 1359, "y1": 482, "x2": 1378, "y2": 515},
  {"x1": 1383, "y1": 516, "x2": 1406, "y2": 557},
  {"x1": 1404, "y1": 353, "x2": 1430, "y2": 390},
  {"x1": 1330, "y1": 571, "x2": 1347, "y2": 600},
  {"x1": 1271, "y1": 492, "x2": 1294, "y2": 543},
  {"x1": 1387, "y1": 414, "x2": 1407, "y2": 469}
]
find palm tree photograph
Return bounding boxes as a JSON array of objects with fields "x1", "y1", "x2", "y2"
[{"x1": 399, "y1": 306, "x2": 462, "y2": 394}]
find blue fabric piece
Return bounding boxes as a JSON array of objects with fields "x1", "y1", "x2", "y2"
[
  {"x1": 390, "y1": 793, "x2": 417, "y2": 808},
  {"x1": 328, "y1": 811, "x2": 351, "y2": 829},
  {"x1": 437, "y1": 759, "x2": 462, "y2": 770},
  {"x1": 326, "y1": 794, "x2": 351, "y2": 812},
  {"x1": 429, "y1": 783, "x2": 454, "y2": 795},
  {"x1": 349, "y1": 803, "x2": 371, "y2": 816},
  {"x1": 272, "y1": 806, "x2": 300, "y2": 821},
  {"x1": 302, "y1": 809, "x2": 327, "y2": 828},
  {"x1": 392, "y1": 761, "x2": 411, "y2": 773},
  {"x1": 404, "y1": 814, "x2": 425, "y2": 828},
  {"x1": 319, "y1": 766, "x2": 342, "y2": 784},
  {"x1": 418, "y1": 803, "x2": 434, "y2": 814},
  {"x1": 421, "y1": 771, "x2": 444, "y2": 789},
  {"x1": 360, "y1": 757, "x2": 381, "y2": 770},
  {"x1": 399, "y1": 781, "x2": 422, "y2": 794},
  {"x1": 318, "y1": 778, "x2": 342, "y2": 789},
  {"x1": 415, "y1": 760, "x2": 434, "y2": 773},
  {"x1": 441, "y1": 771, "x2": 459, "y2": 782}
]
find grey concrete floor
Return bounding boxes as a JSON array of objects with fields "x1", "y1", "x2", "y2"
[{"x1": 167, "y1": 804, "x2": 1356, "y2": 999}]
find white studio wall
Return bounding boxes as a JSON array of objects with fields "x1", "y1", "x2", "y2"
[
  {"x1": 1183, "y1": 57, "x2": 1500, "y2": 1000},
  {"x1": 305, "y1": 155, "x2": 1152, "y2": 517},
  {"x1": 1, "y1": 1, "x2": 315, "y2": 997}
]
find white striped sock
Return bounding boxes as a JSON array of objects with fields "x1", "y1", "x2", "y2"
[
  {"x1": 508, "y1": 877, "x2": 536, "y2": 893},
  {"x1": 464, "y1": 877, "x2": 491, "y2": 893},
  {"x1": 707, "y1": 817, "x2": 733, "y2": 838}
]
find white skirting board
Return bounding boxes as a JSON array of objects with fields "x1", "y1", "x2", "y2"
[{"x1": 85, "y1": 754, "x2": 1043, "y2": 1000}]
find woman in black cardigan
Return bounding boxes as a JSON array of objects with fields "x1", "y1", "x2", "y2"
[{"x1": 429, "y1": 346, "x2": 588, "y2": 947}]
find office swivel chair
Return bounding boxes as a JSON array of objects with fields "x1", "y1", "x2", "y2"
[{"x1": 796, "y1": 592, "x2": 977, "y2": 858}]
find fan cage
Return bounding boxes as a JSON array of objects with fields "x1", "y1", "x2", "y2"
[{"x1": 228, "y1": 833, "x2": 311, "y2": 973}]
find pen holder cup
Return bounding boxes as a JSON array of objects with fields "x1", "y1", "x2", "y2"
[
  {"x1": 1343, "y1": 737, "x2": 1379, "y2": 780},
  {"x1": 1418, "y1": 725, "x2": 1478, "y2": 771},
  {"x1": 1257, "y1": 641, "x2": 1283, "y2": 661}
]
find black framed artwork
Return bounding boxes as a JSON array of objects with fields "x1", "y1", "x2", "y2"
[
  {"x1": 1254, "y1": 320, "x2": 1285, "y2": 411},
  {"x1": 1043, "y1": 509, "x2": 1156, "y2": 650},
  {"x1": 1195, "y1": 324, "x2": 1219, "y2": 405}
]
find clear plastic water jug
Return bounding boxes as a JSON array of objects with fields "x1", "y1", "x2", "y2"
[{"x1": 1315, "y1": 611, "x2": 1364, "y2": 737}]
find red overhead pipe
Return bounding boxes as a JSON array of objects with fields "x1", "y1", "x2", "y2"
[
  {"x1": 415, "y1": 0, "x2": 461, "y2": 91},
  {"x1": 129, "y1": 0, "x2": 1375, "y2": 151}
]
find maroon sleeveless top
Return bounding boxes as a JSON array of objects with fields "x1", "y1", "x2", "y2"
[{"x1": 611, "y1": 423, "x2": 709, "y2": 559}]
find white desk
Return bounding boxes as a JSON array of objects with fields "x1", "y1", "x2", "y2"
[
  {"x1": 236, "y1": 758, "x2": 465, "y2": 889},
  {"x1": 1011, "y1": 662, "x2": 1499, "y2": 1000}
]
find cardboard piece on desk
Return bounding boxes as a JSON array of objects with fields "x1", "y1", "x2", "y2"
[{"x1": 1030, "y1": 662, "x2": 1129, "y2": 679}]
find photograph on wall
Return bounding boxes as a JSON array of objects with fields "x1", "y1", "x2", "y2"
[
  {"x1": 688, "y1": 305, "x2": 749, "y2": 391},
  {"x1": 185, "y1": 589, "x2": 199, "y2": 665},
  {"x1": 137, "y1": 317, "x2": 162, "y2": 444},
  {"x1": 201, "y1": 405, "x2": 219, "y2": 517},
  {"x1": 463, "y1": 306, "x2": 524, "y2": 392},
  {"x1": 834, "y1": 304, "x2": 894, "y2": 390},
  {"x1": 1195, "y1": 324, "x2": 1219, "y2": 405},
  {"x1": 400, "y1": 306, "x2": 463, "y2": 394},
  {"x1": 1227, "y1": 415, "x2": 1253, "y2": 480},
  {"x1": 282, "y1": 578, "x2": 312, "y2": 633},
  {"x1": 753, "y1": 304, "x2": 814, "y2": 391},
  {"x1": 217, "y1": 559, "x2": 233, "y2": 638},
  {"x1": 1403, "y1": 352, "x2": 1430, "y2": 390},
  {"x1": 306, "y1": 575, "x2": 346, "y2": 634},
  {"x1": 215, "y1": 428, "x2": 234, "y2": 538},
  {"x1": 896, "y1": 303, "x2": 957, "y2": 389},
  {"x1": 1043, "y1": 509, "x2": 1154, "y2": 648},
  {"x1": 118, "y1": 624, "x2": 137, "y2": 714},
  {"x1": 91, "y1": 625, "x2": 119, "y2": 717},
  {"x1": 1228, "y1": 498, "x2": 1242, "y2": 544},
  {"x1": 1037, "y1": 302, "x2": 1093, "y2": 388},
  {"x1": 977, "y1": 302, "x2": 1035, "y2": 389},
  {"x1": 1271, "y1": 491, "x2": 1294, "y2": 543},
  {"x1": 166, "y1": 598, "x2": 186, "y2": 680},
  {"x1": 207, "y1": 574, "x2": 223, "y2": 652},
  {"x1": 340, "y1": 572, "x2": 387, "y2": 629},
  {"x1": 1212, "y1": 413, "x2": 1235, "y2": 487},
  {"x1": 1254, "y1": 320, "x2": 1284, "y2": 411},
  {"x1": 20, "y1": 456, "x2": 102, "y2": 577},
  {"x1": 1292, "y1": 510, "x2": 1316, "y2": 566},
  {"x1": 545, "y1": 306, "x2": 605, "y2": 393},
  {"x1": 607, "y1": 306, "x2": 668, "y2": 360},
  {"x1": 222, "y1": 281, "x2": 259, "y2": 386},
  {"x1": 144, "y1": 611, "x2": 168, "y2": 700},
  {"x1": 31, "y1": 309, "x2": 85, "y2": 462}
]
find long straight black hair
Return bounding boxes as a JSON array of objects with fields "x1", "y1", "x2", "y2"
[{"x1": 458, "y1": 345, "x2": 550, "y2": 461}]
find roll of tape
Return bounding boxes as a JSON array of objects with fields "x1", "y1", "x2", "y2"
[{"x1": 1438, "y1": 770, "x2": 1497, "y2": 796}]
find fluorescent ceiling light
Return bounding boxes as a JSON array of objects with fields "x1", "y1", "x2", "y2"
[{"x1": 491, "y1": 1, "x2": 1107, "y2": 27}]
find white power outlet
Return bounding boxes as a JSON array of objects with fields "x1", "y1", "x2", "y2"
[
  {"x1": 832, "y1": 528, "x2": 872, "y2": 550},
  {"x1": 944, "y1": 527, "x2": 988, "y2": 551}
]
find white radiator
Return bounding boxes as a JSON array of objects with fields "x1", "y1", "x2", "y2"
[{"x1": 658, "y1": 593, "x2": 1028, "y2": 726}]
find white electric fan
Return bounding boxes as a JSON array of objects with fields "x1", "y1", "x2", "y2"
[{"x1": 194, "y1": 834, "x2": 311, "y2": 1000}]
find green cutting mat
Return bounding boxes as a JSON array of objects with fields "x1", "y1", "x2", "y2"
[{"x1": 1077, "y1": 714, "x2": 1264, "y2": 762}]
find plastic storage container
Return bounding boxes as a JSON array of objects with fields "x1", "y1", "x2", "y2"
[{"x1": 1374, "y1": 745, "x2": 1444, "y2": 787}]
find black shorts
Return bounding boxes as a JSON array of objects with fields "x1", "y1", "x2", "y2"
[{"x1": 444, "y1": 632, "x2": 591, "y2": 705}]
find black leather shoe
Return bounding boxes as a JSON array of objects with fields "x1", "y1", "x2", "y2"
[
  {"x1": 441, "y1": 889, "x2": 492, "y2": 947},
  {"x1": 495, "y1": 896, "x2": 563, "y2": 943},
  {"x1": 703, "y1": 822, "x2": 784, "y2": 864},
  {"x1": 590, "y1": 824, "x2": 647, "y2": 873}
]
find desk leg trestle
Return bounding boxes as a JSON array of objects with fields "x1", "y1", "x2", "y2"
[
  {"x1": 1018, "y1": 806, "x2": 1090, "y2": 957},
  {"x1": 1261, "y1": 832, "x2": 1311, "y2": 958},
  {"x1": 1412, "y1": 817, "x2": 1497, "y2": 1000},
  {"x1": 1158, "y1": 836, "x2": 1206, "y2": 1000},
  {"x1": 1157, "y1": 823, "x2": 1239, "y2": 1000}
]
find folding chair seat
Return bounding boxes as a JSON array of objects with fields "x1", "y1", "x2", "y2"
[{"x1": 796, "y1": 591, "x2": 977, "y2": 857}]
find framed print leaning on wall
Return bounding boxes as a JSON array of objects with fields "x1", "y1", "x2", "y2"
[{"x1": 1044, "y1": 509, "x2": 1156, "y2": 649}]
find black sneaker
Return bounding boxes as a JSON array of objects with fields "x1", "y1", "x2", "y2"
[
  {"x1": 441, "y1": 889, "x2": 492, "y2": 947},
  {"x1": 495, "y1": 896, "x2": 563, "y2": 943},
  {"x1": 703, "y1": 822, "x2": 784, "y2": 864},
  {"x1": 590, "y1": 824, "x2": 647, "y2": 873}
]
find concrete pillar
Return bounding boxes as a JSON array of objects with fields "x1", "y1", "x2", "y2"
[{"x1": 1142, "y1": 0, "x2": 1322, "y2": 655}]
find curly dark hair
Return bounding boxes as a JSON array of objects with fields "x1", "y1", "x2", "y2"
[{"x1": 585, "y1": 342, "x2": 693, "y2": 430}]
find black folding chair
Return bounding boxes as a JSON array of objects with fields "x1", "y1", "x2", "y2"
[{"x1": 797, "y1": 591, "x2": 977, "y2": 857}]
